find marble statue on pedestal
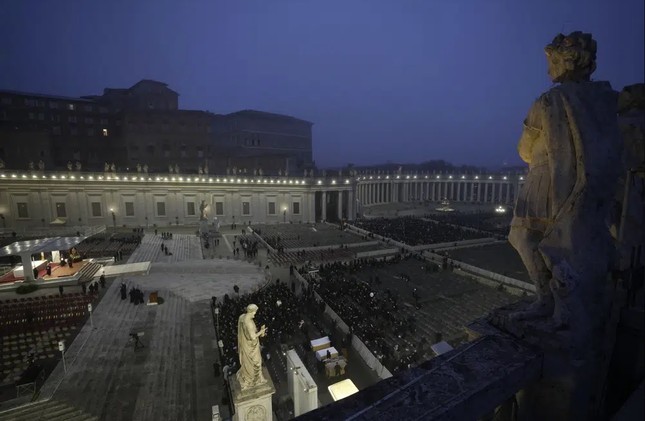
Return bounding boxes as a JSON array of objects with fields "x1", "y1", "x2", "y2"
[
  {"x1": 508, "y1": 31, "x2": 623, "y2": 327},
  {"x1": 236, "y1": 304, "x2": 268, "y2": 390}
]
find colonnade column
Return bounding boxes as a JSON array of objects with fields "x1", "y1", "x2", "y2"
[
  {"x1": 505, "y1": 183, "x2": 511, "y2": 204},
  {"x1": 338, "y1": 191, "x2": 343, "y2": 220},
  {"x1": 321, "y1": 191, "x2": 327, "y2": 220},
  {"x1": 456, "y1": 182, "x2": 461, "y2": 202}
]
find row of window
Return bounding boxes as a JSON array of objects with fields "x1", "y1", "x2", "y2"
[
  {"x1": 16, "y1": 200, "x2": 301, "y2": 219},
  {"x1": 130, "y1": 144, "x2": 209, "y2": 158},
  {"x1": 127, "y1": 122, "x2": 211, "y2": 134},
  {"x1": 1, "y1": 97, "x2": 108, "y2": 113},
  {"x1": 52, "y1": 127, "x2": 109, "y2": 136},
  {"x1": 26, "y1": 114, "x2": 110, "y2": 125}
]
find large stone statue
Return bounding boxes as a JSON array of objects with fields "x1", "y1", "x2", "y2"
[
  {"x1": 236, "y1": 304, "x2": 268, "y2": 390},
  {"x1": 509, "y1": 32, "x2": 622, "y2": 327},
  {"x1": 482, "y1": 32, "x2": 640, "y2": 421}
]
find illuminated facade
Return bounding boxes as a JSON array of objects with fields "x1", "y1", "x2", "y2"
[{"x1": 0, "y1": 170, "x2": 524, "y2": 229}]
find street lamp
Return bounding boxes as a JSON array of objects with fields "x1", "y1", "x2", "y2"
[{"x1": 214, "y1": 307, "x2": 220, "y2": 333}]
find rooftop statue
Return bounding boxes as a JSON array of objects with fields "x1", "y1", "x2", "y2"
[
  {"x1": 236, "y1": 304, "x2": 268, "y2": 390},
  {"x1": 508, "y1": 31, "x2": 623, "y2": 328}
]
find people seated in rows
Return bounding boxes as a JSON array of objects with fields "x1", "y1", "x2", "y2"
[{"x1": 354, "y1": 216, "x2": 484, "y2": 246}]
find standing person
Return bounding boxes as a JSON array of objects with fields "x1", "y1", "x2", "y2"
[{"x1": 59, "y1": 285, "x2": 64, "y2": 296}]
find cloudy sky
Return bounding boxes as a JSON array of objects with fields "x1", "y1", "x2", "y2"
[{"x1": 1, "y1": 0, "x2": 643, "y2": 168}]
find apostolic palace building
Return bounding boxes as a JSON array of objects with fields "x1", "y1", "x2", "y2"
[{"x1": 0, "y1": 80, "x2": 524, "y2": 229}]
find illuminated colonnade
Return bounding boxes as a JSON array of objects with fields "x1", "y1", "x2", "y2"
[{"x1": 356, "y1": 174, "x2": 524, "y2": 206}]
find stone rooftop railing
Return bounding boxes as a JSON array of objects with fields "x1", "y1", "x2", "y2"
[{"x1": 295, "y1": 315, "x2": 543, "y2": 420}]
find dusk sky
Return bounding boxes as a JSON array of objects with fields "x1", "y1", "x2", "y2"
[{"x1": 1, "y1": 0, "x2": 643, "y2": 168}]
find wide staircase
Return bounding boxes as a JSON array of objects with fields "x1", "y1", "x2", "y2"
[
  {"x1": 0, "y1": 399, "x2": 97, "y2": 421},
  {"x1": 76, "y1": 262, "x2": 102, "y2": 284}
]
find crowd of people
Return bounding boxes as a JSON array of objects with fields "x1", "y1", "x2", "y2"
[
  {"x1": 158, "y1": 231, "x2": 173, "y2": 240},
  {"x1": 429, "y1": 212, "x2": 511, "y2": 237},
  {"x1": 119, "y1": 282, "x2": 145, "y2": 305},
  {"x1": 299, "y1": 255, "x2": 435, "y2": 372},
  {"x1": 213, "y1": 281, "x2": 327, "y2": 382},
  {"x1": 235, "y1": 235, "x2": 260, "y2": 258},
  {"x1": 354, "y1": 216, "x2": 486, "y2": 245}
]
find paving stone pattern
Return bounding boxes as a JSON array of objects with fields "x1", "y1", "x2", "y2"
[{"x1": 30, "y1": 234, "x2": 268, "y2": 421}]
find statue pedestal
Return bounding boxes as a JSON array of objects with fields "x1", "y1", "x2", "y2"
[{"x1": 230, "y1": 367, "x2": 276, "y2": 421}]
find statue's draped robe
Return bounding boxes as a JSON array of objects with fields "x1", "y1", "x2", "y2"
[
  {"x1": 236, "y1": 314, "x2": 266, "y2": 389},
  {"x1": 516, "y1": 80, "x2": 623, "y2": 350},
  {"x1": 515, "y1": 81, "x2": 622, "y2": 273}
]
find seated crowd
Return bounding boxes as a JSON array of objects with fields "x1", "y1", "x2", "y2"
[
  {"x1": 213, "y1": 282, "x2": 327, "y2": 380},
  {"x1": 429, "y1": 212, "x2": 511, "y2": 237},
  {"x1": 253, "y1": 223, "x2": 364, "y2": 250},
  {"x1": 354, "y1": 216, "x2": 486, "y2": 245},
  {"x1": 299, "y1": 255, "x2": 436, "y2": 373}
]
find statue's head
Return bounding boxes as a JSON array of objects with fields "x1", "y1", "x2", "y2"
[
  {"x1": 246, "y1": 304, "x2": 259, "y2": 317},
  {"x1": 544, "y1": 31, "x2": 597, "y2": 83}
]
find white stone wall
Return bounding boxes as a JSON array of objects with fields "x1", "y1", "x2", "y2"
[{"x1": 0, "y1": 172, "x2": 352, "y2": 230}]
